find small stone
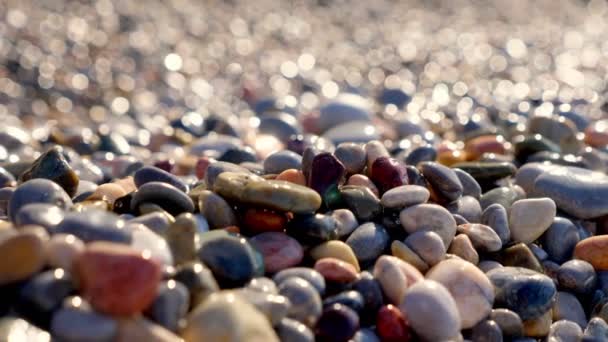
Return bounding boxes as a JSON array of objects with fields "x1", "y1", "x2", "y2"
[
  {"x1": 349, "y1": 272, "x2": 384, "y2": 317},
  {"x1": 420, "y1": 162, "x2": 463, "y2": 202},
  {"x1": 373, "y1": 255, "x2": 424, "y2": 304},
  {"x1": 263, "y1": 150, "x2": 303, "y2": 175},
  {"x1": 583, "y1": 317, "x2": 608, "y2": 341},
  {"x1": 148, "y1": 280, "x2": 189, "y2": 332},
  {"x1": 173, "y1": 262, "x2": 219, "y2": 307},
  {"x1": 51, "y1": 307, "x2": 117, "y2": 342},
  {"x1": 315, "y1": 304, "x2": 359, "y2": 342},
  {"x1": 55, "y1": 209, "x2": 131, "y2": 244},
  {"x1": 75, "y1": 242, "x2": 162, "y2": 315},
  {"x1": 451, "y1": 161, "x2": 517, "y2": 191},
  {"x1": 499, "y1": 243, "x2": 543, "y2": 273},
  {"x1": 274, "y1": 268, "x2": 326, "y2": 295},
  {"x1": 134, "y1": 166, "x2": 188, "y2": 193},
  {"x1": 447, "y1": 196, "x2": 482, "y2": 223},
  {"x1": 509, "y1": 198, "x2": 556, "y2": 244},
  {"x1": 400, "y1": 203, "x2": 457, "y2": 248},
  {"x1": 557, "y1": 259, "x2": 597, "y2": 295},
  {"x1": 405, "y1": 145, "x2": 437, "y2": 166},
  {"x1": 481, "y1": 204, "x2": 510, "y2": 245},
  {"x1": 522, "y1": 310, "x2": 552, "y2": 338},
  {"x1": 487, "y1": 267, "x2": 556, "y2": 320},
  {"x1": 364, "y1": 140, "x2": 390, "y2": 170},
  {"x1": 314, "y1": 258, "x2": 359, "y2": 284},
  {"x1": 391, "y1": 240, "x2": 429, "y2": 272},
  {"x1": 323, "y1": 291, "x2": 364, "y2": 313},
  {"x1": 346, "y1": 174, "x2": 380, "y2": 198},
  {"x1": 574, "y1": 236, "x2": 608, "y2": 270},
  {"x1": 14, "y1": 203, "x2": 64, "y2": 230},
  {"x1": 16, "y1": 268, "x2": 74, "y2": 326},
  {"x1": 370, "y1": 157, "x2": 408, "y2": 194},
  {"x1": 548, "y1": 320, "x2": 582, "y2": 342},
  {"x1": 308, "y1": 152, "x2": 345, "y2": 207},
  {"x1": 427, "y1": 259, "x2": 495, "y2": 329},
  {"x1": 214, "y1": 172, "x2": 321, "y2": 214},
  {"x1": 479, "y1": 186, "x2": 525, "y2": 211},
  {"x1": 380, "y1": 185, "x2": 429, "y2": 209},
  {"x1": 471, "y1": 320, "x2": 503, "y2": 342},
  {"x1": 246, "y1": 277, "x2": 278, "y2": 294},
  {"x1": 165, "y1": 213, "x2": 201, "y2": 265},
  {"x1": 203, "y1": 161, "x2": 249, "y2": 188},
  {"x1": 276, "y1": 318, "x2": 314, "y2": 342},
  {"x1": 376, "y1": 304, "x2": 411, "y2": 342},
  {"x1": 340, "y1": 186, "x2": 381, "y2": 221},
  {"x1": 335, "y1": 143, "x2": 366, "y2": 175},
  {"x1": 116, "y1": 317, "x2": 181, "y2": 342},
  {"x1": 552, "y1": 291, "x2": 587, "y2": 328},
  {"x1": 278, "y1": 277, "x2": 323, "y2": 327},
  {"x1": 404, "y1": 230, "x2": 446, "y2": 266},
  {"x1": 8, "y1": 179, "x2": 72, "y2": 222},
  {"x1": 491, "y1": 308, "x2": 524, "y2": 338},
  {"x1": 464, "y1": 135, "x2": 509, "y2": 161},
  {"x1": 132, "y1": 181, "x2": 193, "y2": 215},
  {"x1": 331, "y1": 209, "x2": 358, "y2": 238},
  {"x1": 458, "y1": 223, "x2": 502, "y2": 252},
  {"x1": 0, "y1": 230, "x2": 46, "y2": 285},
  {"x1": 448, "y1": 234, "x2": 479, "y2": 264},
  {"x1": 19, "y1": 146, "x2": 79, "y2": 197},
  {"x1": 250, "y1": 232, "x2": 304, "y2": 273},
  {"x1": 182, "y1": 291, "x2": 279, "y2": 342},
  {"x1": 129, "y1": 212, "x2": 172, "y2": 235},
  {"x1": 542, "y1": 217, "x2": 580, "y2": 264},
  {"x1": 351, "y1": 328, "x2": 381, "y2": 342},
  {"x1": 237, "y1": 288, "x2": 291, "y2": 325},
  {"x1": 346, "y1": 223, "x2": 390, "y2": 266},
  {"x1": 45, "y1": 234, "x2": 84, "y2": 272},
  {"x1": 275, "y1": 169, "x2": 307, "y2": 186},
  {"x1": 399, "y1": 280, "x2": 461, "y2": 341},
  {"x1": 198, "y1": 232, "x2": 263, "y2": 287},
  {"x1": 286, "y1": 213, "x2": 338, "y2": 245},
  {"x1": 197, "y1": 190, "x2": 237, "y2": 229},
  {"x1": 310, "y1": 241, "x2": 360, "y2": 271}
]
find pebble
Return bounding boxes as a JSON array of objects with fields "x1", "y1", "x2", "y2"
[
  {"x1": 574, "y1": 236, "x2": 608, "y2": 270},
  {"x1": 471, "y1": 320, "x2": 503, "y2": 342},
  {"x1": 0, "y1": 229, "x2": 47, "y2": 285},
  {"x1": 547, "y1": 320, "x2": 583, "y2": 342},
  {"x1": 196, "y1": 190, "x2": 236, "y2": 230},
  {"x1": 75, "y1": 242, "x2": 162, "y2": 315},
  {"x1": 340, "y1": 186, "x2": 381, "y2": 221},
  {"x1": 173, "y1": 262, "x2": 219, "y2": 307},
  {"x1": 420, "y1": 161, "x2": 463, "y2": 202},
  {"x1": 404, "y1": 230, "x2": 446, "y2": 266},
  {"x1": 14, "y1": 203, "x2": 64, "y2": 230},
  {"x1": 481, "y1": 204, "x2": 510, "y2": 245},
  {"x1": 346, "y1": 223, "x2": 390, "y2": 266},
  {"x1": 349, "y1": 272, "x2": 384, "y2": 318},
  {"x1": 198, "y1": 231, "x2": 263, "y2": 287},
  {"x1": 275, "y1": 169, "x2": 307, "y2": 186},
  {"x1": 116, "y1": 317, "x2": 182, "y2": 342},
  {"x1": 391, "y1": 240, "x2": 430, "y2": 272},
  {"x1": 55, "y1": 209, "x2": 131, "y2": 244},
  {"x1": 315, "y1": 304, "x2": 359, "y2": 342},
  {"x1": 487, "y1": 267, "x2": 556, "y2": 320},
  {"x1": 8, "y1": 179, "x2": 72, "y2": 222},
  {"x1": 148, "y1": 280, "x2": 189, "y2": 332},
  {"x1": 323, "y1": 290, "x2": 364, "y2": 313},
  {"x1": 346, "y1": 174, "x2": 380, "y2": 197},
  {"x1": 447, "y1": 196, "x2": 482, "y2": 223},
  {"x1": 552, "y1": 291, "x2": 587, "y2": 328},
  {"x1": 19, "y1": 146, "x2": 80, "y2": 198},
  {"x1": 131, "y1": 182, "x2": 195, "y2": 216},
  {"x1": 399, "y1": 203, "x2": 457, "y2": 247},
  {"x1": 452, "y1": 161, "x2": 517, "y2": 190},
  {"x1": 243, "y1": 208, "x2": 286, "y2": 233},
  {"x1": 490, "y1": 308, "x2": 524, "y2": 338},
  {"x1": 405, "y1": 145, "x2": 437, "y2": 166},
  {"x1": 278, "y1": 277, "x2": 323, "y2": 327},
  {"x1": 213, "y1": 172, "x2": 321, "y2": 214},
  {"x1": 314, "y1": 258, "x2": 359, "y2": 284},
  {"x1": 373, "y1": 255, "x2": 424, "y2": 304},
  {"x1": 557, "y1": 259, "x2": 597, "y2": 295},
  {"x1": 323, "y1": 120, "x2": 380, "y2": 145},
  {"x1": 246, "y1": 277, "x2": 278, "y2": 294},
  {"x1": 128, "y1": 223, "x2": 174, "y2": 267},
  {"x1": 274, "y1": 268, "x2": 326, "y2": 295},
  {"x1": 309, "y1": 241, "x2": 360, "y2": 271},
  {"x1": 533, "y1": 166, "x2": 608, "y2": 219},
  {"x1": 498, "y1": 243, "x2": 543, "y2": 273},
  {"x1": 400, "y1": 280, "x2": 461, "y2": 341},
  {"x1": 134, "y1": 166, "x2": 188, "y2": 193},
  {"x1": 369, "y1": 157, "x2": 408, "y2": 194},
  {"x1": 317, "y1": 94, "x2": 372, "y2": 133},
  {"x1": 376, "y1": 304, "x2": 411, "y2": 342},
  {"x1": 286, "y1": 213, "x2": 339, "y2": 245},
  {"x1": 331, "y1": 209, "x2": 359, "y2": 238},
  {"x1": 583, "y1": 317, "x2": 608, "y2": 341},
  {"x1": 542, "y1": 217, "x2": 580, "y2": 264},
  {"x1": 448, "y1": 234, "x2": 479, "y2": 264},
  {"x1": 0, "y1": 317, "x2": 50, "y2": 341},
  {"x1": 129, "y1": 212, "x2": 173, "y2": 235},
  {"x1": 51, "y1": 306, "x2": 117, "y2": 342},
  {"x1": 16, "y1": 269, "x2": 74, "y2": 326},
  {"x1": 380, "y1": 185, "x2": 429, "y2": 209},
  {"x1": 45, "y1": 234, "x2": 85, "y2": 272},
  {"x1": 275, "y1": 318, "x2": 315, "y2": 342},
  {"x1": 203, "y1": 161, "x2": 250, "y2": 189},
  {"x1": 457, "y1": 223, "x2": 502, "y2": 252},
  {"x1": 509, "y1": 198, "x2": 556, "y2": 244},
  {"x1": 308, "y1": 152, "x2": 345, "y2": 206},
  {"x1": 263, "y1": 150, "x2": 303, "y2": 175},
  {"x1": 334, "y1": 143, "x2": 366, "y2": 175},
  {"x1": 250, "y1": 232, "x2": 304, "y2": 273},
  {"x1": 427, "y1": 259, "x2": 495, "y2": 329},
  {"x1": 522, "y1": 310, "x2": 553, "y2": 337},
  {"x1": 182, "y1": 291, "x2": 279, "y2": 342},
  {"x1": 237, "y1": 288, "x2": 290, "y2": 325},
  {"x1": 479, "y1": 186, "x2": 525, "y2": 211},
  {"x1": 351, "y1": 328, "x2": 381, "y2": 342}
]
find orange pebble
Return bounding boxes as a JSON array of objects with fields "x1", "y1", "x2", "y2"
[
  {"x1": 347, "y1": 174, "x2": 380, "y2": 197},
  {"x1": 113, "y1": 177, "x2": 136, "y2": 194},
  {"x1": 276, "y1": 169, "x2": 307, "y2": 186},
  {"x1": 222, "y1": 226, "x2": 241, "y2": 234},
  {"x1": 88, "y1": 183, "x2": 127, "y2": 205},
  {"x1": 437, "y1": 150, "x2": 466, "y2": 166},
  {"x1": 585, "y1": 121, "x2": 608, "y2": 148},
  {"x1": 464, "y1": 135, "x2": 509, "y2": 161},
  {"x1": 243, "y1": 208, "x2": 287, "y2": 233}
]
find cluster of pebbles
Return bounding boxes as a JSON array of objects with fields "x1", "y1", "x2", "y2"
[{"x1": 4, "y1": 0, "x2": 608, "y2": 341}]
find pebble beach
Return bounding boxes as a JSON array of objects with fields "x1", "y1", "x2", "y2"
[{"x1": 2, "y1": 0, "x2": 608, "y2": 341}]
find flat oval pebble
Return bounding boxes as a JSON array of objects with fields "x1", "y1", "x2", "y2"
[
  {"x1": 346, "y1": 222, "x2": 389, "y2": 266},
  {"x1": 427, "y1": 259, "x2": 495, "y2": 329},
  {"x1": 250, "y1": 232, "x2": 303, "y2": 273},
  {"x1": 457, "y1": 223, "x2": 502, "y2": 252},
  {"x1": 128, "y1": 223, "x2": 173, "y2": 267},
  {"x1": 399, "y1": 280, "x2": 461, "y2": 341},
  {"x1": 479, "y1": 186, "x2": 525, "y2": 211},
  {"x1": 182, "y1": 291, "x2": 279, "y2": 342},
  {"x1": 274, "y1": 268, "x2": 326, "y2": 295},
  {"x1": 134, "y1": 166, "x2": 188, "y2": 193},
  {"x1": 420, "y1": 161, "x2": 463, "y2": 202},
  {"x1": 196, "y1": 190, "x2": 237, "y2": 229},
  {"x1": 173, "y1": 262, "x2": 219, "y2": 306},
  {"x1": 8, "y1": 179, "x2": 72, "y2": 222},
  {"x1": 331, "y1": 209, "x2": 358, "y2": 238},
  {"x1": 349, "y1": 272, "x2": 384, "y2": 317},
  {"x1": 346, "y1": 174, "x2": 380, "y2": 198},
  {"x1": 55, "y1": 209, "x2": 131, "y2": 244},
  {"x1": 213, "y1": 172, "x2": 321, "y2": 214},
  {"x1": 236, "y1": 288, "x2": 290, "y2": 325},
  {"x1": 391, "y1": 240, "x2": 429, "y2": 272},
  {"x1": 547, "y1": 320, "x2": 582, "y2": 342},
  {"x1": 203, "y1": 161, "x2": 250, "y2": 189},
  {"x1": 471, "y1": 320, "x2": 503, "y2": 342},
  {"x1": 380, "y1": 185, "x2": 429, "y2": 209},
  {"x1": 323, "y1": 290, "x2": 364, "y2": 313},
  {"x1": 509, "y1": 198, "x2": 556, "y2": 244},
  {"x1": 310, "y1": 241, "x2": 360, "y2": 271},
  {"x1": 314, "y1": 258, "x2": 359, "y2": 284},
  {"x1": 263, "y1": 150, "x2": 303, "y2": 175},
  {"x1": 583, "y1": 317, "x2": 608, "y2": 341},
  {"x1": 75, "y1": 241, "x2": 162, "y2": 315},
  {"x1": 399, "y1": 203, "x2": 457, "y2": 247},
  {"x1": 487, "y1": 267, "x2": 556, "y2": 320},
  {"x1": 373, "y1": 255, "x2": 424, "y2": 304},
  {"x1": 308, "y1": 152, "x2": 345, "y2": 206},
  {"x1": 286, "y1": 213, "x2": 339, "y2": 245},
  {"x1": 278, "y1": 277, "x2": 322, "y2": 327},
  {"x1": 131, "y1": 182, "x2": 194, "y2": 216},
  {"x1": 0, "y1": 230, "x2": 46, "y2": 285},
  {"x1": 276, "y1": 318, "x2": 315, "y2": 342},
  {"x1": 574, "y1": 236, "x2": 608, "y2": 270},
  {"x1": 557, "y1": 259, "x2": 597, "y2": 295},
  {"x1": 334, "y1": 143, "x2": 366, "y2": 175}
]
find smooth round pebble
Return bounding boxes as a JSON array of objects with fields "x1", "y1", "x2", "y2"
[
  {"x1": 509, "y1": 198, "x2": 556, "y2": 244},
  {"x1": 400, "y1": 203, "x2": 457, "y2": 247},
  {"x1": 373, "y1": 255, "x2": 424, "y2": 304},
  {"x1": 404, "y1": 230, "x2": 446, "y2": 266},
  {"x1": 380, "y1": 185, "x2": 429, "y2": 209},
  {"x1": 278, "y1": 277, "x2": 323, "y2": 327},
  {"x1": 346, "y1": 223, "x2": 389, "y2": 266},
  {"x1": 250, "y1": 232, "x2": 303, "y2": 273}
]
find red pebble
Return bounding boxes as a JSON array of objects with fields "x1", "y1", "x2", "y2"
[
  {"x1": 195, "y1": 157, "x2": 213, "y2": 180},
  {"x1": 370, "y1": 157, "x2": 408, "y2": 194},
  {"x1": 314, "y1": 258, "x2": 359, "y2": 284},
  {"x1": 243, "y1": 208, "x2": 286, "y2": 233},
  {"x1": 377, "y1": 304, "x2": 411, "y2": 342},
  {"x1": 75, "y1": 242, "x2": 162, "y2": 316},
  {"x1": 250, "y1": 232, "x2": 303, "y2": 273}
]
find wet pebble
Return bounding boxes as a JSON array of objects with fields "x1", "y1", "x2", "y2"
[
  {"x1": 134, "y1": 166, "x2": 188, "y2": 193},
  {"x1": 8, "y1": 179, "x2": 72, "y2": 222},
  {"x1": 346, "y1": 223, "x2": 389, "y2": 266},
  {"x1": 250, "y1": 232, "x2": 304, "y2": 273}
]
